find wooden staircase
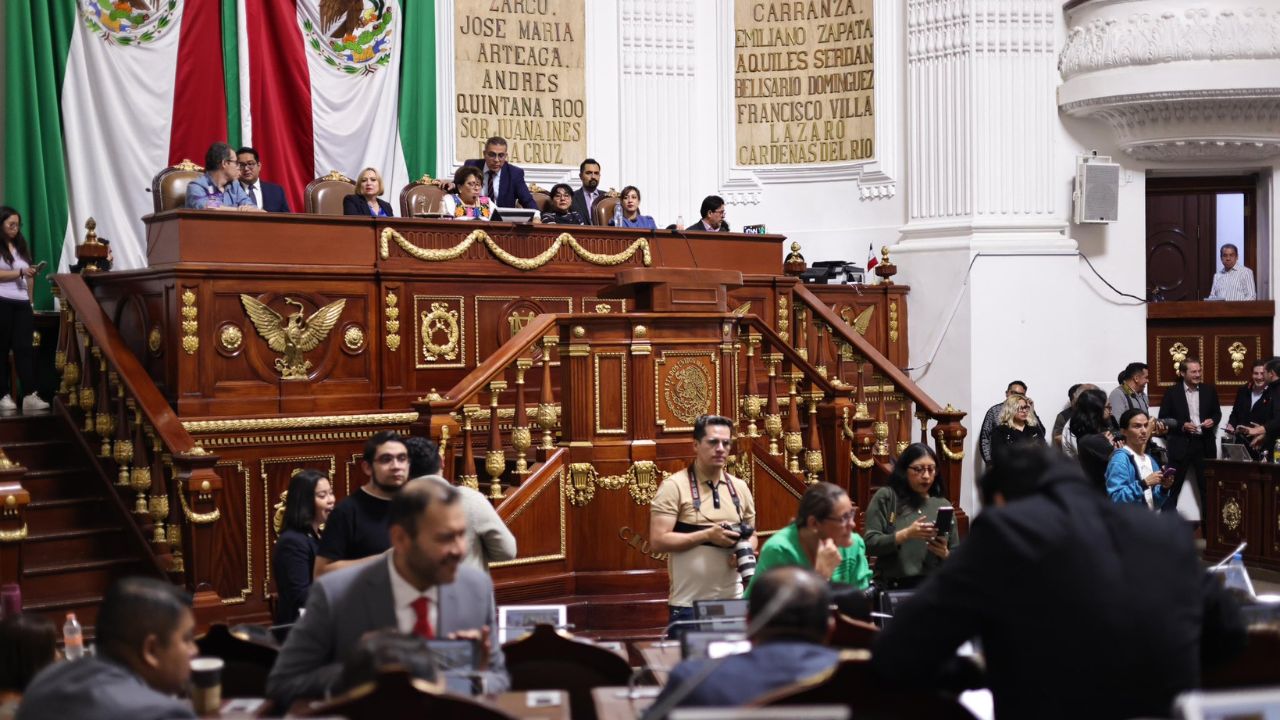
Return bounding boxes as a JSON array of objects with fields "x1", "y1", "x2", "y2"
[{"x1": 0, "y1": 407, "x2": 161, "y2": 633}]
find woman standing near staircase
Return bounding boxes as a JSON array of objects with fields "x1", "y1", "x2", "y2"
[{"x1": 0, "y1": 207, "x2": 48, "y2": 413}]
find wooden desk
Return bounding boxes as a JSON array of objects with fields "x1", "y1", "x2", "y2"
[
  {"x1": 591, "y1": 686, "x2": 659, "y2": 720},
  {"x1": 491, "y1": 690, "x2": 571, "y2": 720},
  {"x1": 633, "y1": 640, "x2": 681, "y2": 687},
  {"x1": 281, "y1": 690, "x2": 569, "y2": 719},
  {"x1": 1203, "y1": 460, "x2": 1280, "y2": 571}
]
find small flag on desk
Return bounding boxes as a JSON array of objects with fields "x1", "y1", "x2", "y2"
[{"x1": 866, "y1": 244, "x2": 879, "y2": 271}]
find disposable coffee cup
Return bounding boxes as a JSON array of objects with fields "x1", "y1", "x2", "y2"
[{"x1": 189, "y1": 657, "x2": 224, "y2": 716}]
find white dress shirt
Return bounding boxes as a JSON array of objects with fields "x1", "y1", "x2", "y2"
[
  {"x1": 1122, "y1": 446, "x2": 1156, "y2": 510},
  {"x1": 1185, "y1": 382, "x2": 1201, "y2": 428},
  {"x1": 1207, "y1": 265, "x2": 1257, "y2": 301},
  {"x1": 386, "y1": 551, "x2": 439, "y2": 635}
]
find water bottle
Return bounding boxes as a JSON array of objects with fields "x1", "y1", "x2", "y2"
[
  {"x1": 1220, "y1": 552, "x2": 1254, "y2": 597},
  {"x1": 63, "y1": 612, "x2": 84, "y2": 660},
  {"x1": 1272, "y1": 439, "x2": 1280, "y2": 464}
]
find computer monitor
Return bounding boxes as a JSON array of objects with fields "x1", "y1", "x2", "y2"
[
  {"x1": 496, "y1": 207, "x2": 536, "y2": 224},
  {"x1": 681, "y1": 630, "x2": 749, "y2": 660},
  {"x1": 693, "y1": 598, "x2": 748, "y2": 632},
  {"x1": 1175, "y1": 687, "x2": 1280, "y2": 720}
]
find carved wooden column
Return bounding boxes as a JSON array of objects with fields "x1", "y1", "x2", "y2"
[
  {"x1": 0, "y1": 450, "x2": 30, "y2": 585},
  {"x1": 560, "y1": 324, "x2": 593, "y2": 462},
  {"x1": 173, "y1": 449, "x2": 223, "y2": 612}
]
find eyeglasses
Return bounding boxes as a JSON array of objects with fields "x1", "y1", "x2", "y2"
[
  {"x1": 824, "y1": 511, "x2": 857, "y2": 525},
  {"x1": 907, "y1": 464, "x2": 937, "y2": 475},
  {"x1": 223, "y1": 158, "x2": 238, "y2": 166},
  {"x1": 484, "y1": 151, "x2": 507, "y2": 159},
  {"x1": 1016, "y1": 406, "x2": 1029, "y2": 412},
  {"x1": 463, "y1": 180, "x2": 483, "y2": 189}
]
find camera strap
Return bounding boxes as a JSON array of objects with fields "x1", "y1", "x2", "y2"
[{"x1": 687, "y1": 463, "x2": 742, "y2": 521}]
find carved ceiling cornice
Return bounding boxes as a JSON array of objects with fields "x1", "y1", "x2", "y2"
[
  {"x1": 1060, "y1": 6, "x2": 1280, "y2": 80},
  {"x1": 1058, "y1": 2, "x2": 1280, "y2": 162}
]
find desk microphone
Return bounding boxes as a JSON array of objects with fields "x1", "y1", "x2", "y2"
[
  {"x1": 670, "y1": 226, "x2": 700, "y2": 269},
  {"x1": 655, "y1": 617, "x2": 719, "y2": 646}
]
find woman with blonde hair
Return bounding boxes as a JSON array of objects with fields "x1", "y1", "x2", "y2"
[
  {"x1": 990, "y1": 394, "x2": 1045, "y2": 465},
  {"x1": 342, "y1": 167, "x2": 394, "y2": 217}
]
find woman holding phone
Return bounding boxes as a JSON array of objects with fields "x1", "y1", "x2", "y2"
[
  {"x1": 0, "y1": 208, "x2": 48, "y2": 412},
  {"x1": 1105, "y1": 408, "x2": 1172, "y2": 510},
  {"x1": 863, "y1": 443, "x2": 958, "y2": 588}
]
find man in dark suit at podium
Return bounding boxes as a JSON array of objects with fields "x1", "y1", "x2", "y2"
[
  {"x1": 237, "y1": 147, "x2": 291, "y2": 213},
  {"x1": 1158, "y1": 357, "x2": 1220, "y2": 513},
  {"x1": 462, "y1": 136, "x2": 536, "y2": 210}
]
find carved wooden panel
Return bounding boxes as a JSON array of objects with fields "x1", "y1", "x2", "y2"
[
  {"x1": 260, "y1": 455, "x2": 337, "y2": 597},
  {"x1": 490, "y1": 468, "x2": 566, "y2": 570},
  {"x1": 211, "y1": 460, "x2": 252, "y2": 606},
  {"x1": 654, "y1": 351, "x2": 720, "y2": 433}
]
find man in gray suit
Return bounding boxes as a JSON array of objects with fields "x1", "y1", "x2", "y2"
[
  {"x1": 18, "y1": 577, "x2": 198, "y2": 720},
  {"x1": 267, "y1": 478, "x2": 508, "y2": 707}
]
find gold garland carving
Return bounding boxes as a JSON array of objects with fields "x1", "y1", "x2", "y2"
[
  {"x1": 0, "y1": 523, "x2": 28, "y2": 543},
  {"x1": 850, "y1": 452, "x2": 875, "y2": 469},
  {"x1": 385, "y1": 291, "x2": 401, "y2": 352},
  {"x1": 179, "y1": 489, "x2": 221, "y2": 525},
  {"x1": 183, "y1": 411, "x2": 419, "y2": 434},
  {"x1": 932, "y1": 428, "x2": 966, "y2": 461},
  {"x1": 379, "y1": 228, "x2": 652, "y2": 270},
  {"x1": 420, "y1": 302, "x2": 460, "y2": 361},
  {"x1": 181, "y1": 289, "x2": 199, "y2": 354},
  {"x1": 566, "y1": 462, "x2": 597, "y2": 507}
]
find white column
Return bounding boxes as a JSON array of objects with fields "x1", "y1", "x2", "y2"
[
  {"x1": 896, "y1": 0, "x2": 1076, "y2": 510},
  {"x1": 617, "y1": 0, "x2": 698, "y2": 226}
]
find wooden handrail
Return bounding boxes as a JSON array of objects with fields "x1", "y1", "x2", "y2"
[
  {"x1": 792, "y1": 283, "x2": 954, "y2": 418},
  {"x1": 738, "y1": 316, "x2": 840, "y2": 395},
  {"x1": 53, "y1": 274, "x2": 205, "y2": 455}
]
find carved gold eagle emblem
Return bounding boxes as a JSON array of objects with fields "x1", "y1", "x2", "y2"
[{"x1": 240, "y1": 294, "x2": 346, "y2": 380}]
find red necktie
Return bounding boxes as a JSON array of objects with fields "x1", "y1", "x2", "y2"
[{"x1": 411, "y1": 596, "x2": 434, "y2": 639}]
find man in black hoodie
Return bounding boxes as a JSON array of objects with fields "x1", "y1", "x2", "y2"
[{"x1": 872, "y1": 449, "x2": 1245, "y2": 720}]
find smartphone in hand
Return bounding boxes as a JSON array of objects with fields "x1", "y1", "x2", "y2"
[{"x1": 933, "y1": 506, "x2": 954, "y2": 537}]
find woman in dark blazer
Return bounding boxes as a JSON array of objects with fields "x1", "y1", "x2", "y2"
[
  {"x1": 273, "y1": 469, "x2": 335, "y2": 624},
  {"x1": 342, "y1": 167, "x2": 394, "y2": 217}
]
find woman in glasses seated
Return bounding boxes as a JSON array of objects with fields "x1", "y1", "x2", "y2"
[
  {"x1": 863, "y1": 443, "x2": 958, "y2": 589},
  {"x1": 440, "y1": 166, "x2": 497, "y2": 221},
  {"x1": 745, "y1": 482, "x2": 871, "y2": 597},
  {"x1": 540, "y1": 183, "x2": 586, "y2": 225},
  {"x1": 609, "y1": 185, "x2": 657, "y2": 229}
]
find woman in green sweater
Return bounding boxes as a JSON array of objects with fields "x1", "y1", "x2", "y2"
[
  {"x1": 746, "y1": 482, "x2": 871, "y2": 597},
  {"x1": 863, "y1": 443, "x2": 958, "y2": 588}
]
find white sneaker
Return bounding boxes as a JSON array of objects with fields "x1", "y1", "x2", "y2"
[
  {"x1": 21, "y1": 393, "x2": 49, "y2": 411},
  {"x1": 0, "y1": 396, "x2": 15, "y2": 411}
]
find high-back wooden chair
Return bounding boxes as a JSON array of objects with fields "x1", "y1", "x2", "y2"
[
  {"x1": 528, "y1": 183, "x2": 551, "y2": 213},
  {"x1": 756, "y1": 650, "x2": 977, "y2": 720},
  {"x1": 592, "y1": 195, "x2": 619, "y2": 226},
  {"x1": 304, "y1": 170, "x2": 355, "y2": 215},
  {"x1": 195, "y1": 623, "x2": 279, "y2": 699},
  {"x1": 151, "y1": 159, "x2": 204, "y2": 213},
  {"x1": 400, "y1": 174, "x2": 446, "y2": 217},
  {"x1": 303, "y1": 668, "x2": 516, "y2": 720},
  {"x1": 502, "y1": 624, "x2": 633, "y2": 720}
]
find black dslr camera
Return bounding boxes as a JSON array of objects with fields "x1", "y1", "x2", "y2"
[{"x1": 720, "y1": 523, "x2": 757, "y2": 584}]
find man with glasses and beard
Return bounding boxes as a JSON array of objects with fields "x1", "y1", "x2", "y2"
[
  {"x1": 314, "y1": 430, "x2": 410, "y2": 577},
  {"x1": 649, "y1": 415, "x2": 758, "y2": 635},
  {"x1": 268, "y1": 478, "x2": 508, "y2": 706}
]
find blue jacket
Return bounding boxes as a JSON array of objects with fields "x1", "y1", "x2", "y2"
[
  {"x1": 1105, "y1": 448, "x2": 1168, "y2": 508},
  {"x1": 652, "y1": 641, "x2": 838, "y2": 711}
]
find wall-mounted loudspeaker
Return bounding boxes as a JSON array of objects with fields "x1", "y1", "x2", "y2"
[{"x1": 1073, "y1": 154, "x2": 1120, "y2": 224}]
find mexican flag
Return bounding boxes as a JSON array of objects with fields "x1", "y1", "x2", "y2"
[{"x1": 4, "y1": 0, "x2": 437, "y2": 310}]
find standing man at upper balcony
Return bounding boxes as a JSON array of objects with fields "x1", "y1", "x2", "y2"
[{"x1": 1206, "y1": 244, "x2": 1256, "y2": 301}]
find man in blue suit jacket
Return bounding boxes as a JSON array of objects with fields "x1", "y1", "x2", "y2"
[
  {"x1": 237, "y1": 146, "x2": 291, "y2": 213},
  {"x1": 267, "y1": 478, "x2": 508, "y2": 707},
  {"x1": 462, "y1": 136, "x2": 537, "y2": 210},
  {"x1": 648, "y1": 567, "x2": 839, "y2": 714}
]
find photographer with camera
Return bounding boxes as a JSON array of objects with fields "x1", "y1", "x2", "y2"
[{"x1": 649, "y1": 415, "x2": 758, "y2": 637}]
